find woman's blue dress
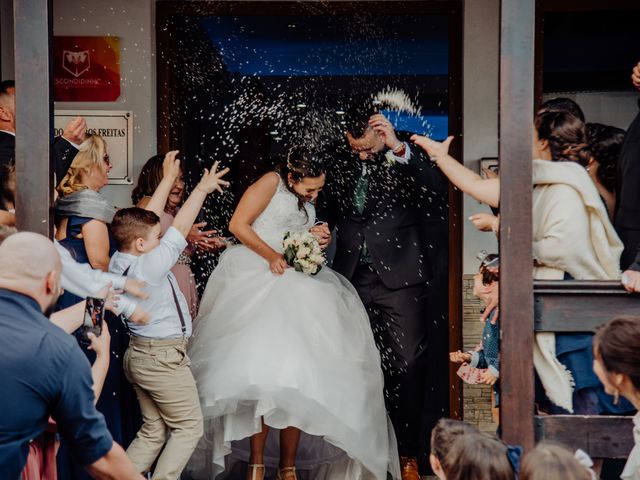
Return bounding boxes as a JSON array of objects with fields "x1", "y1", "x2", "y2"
[{"x1": 56, "y1": 216, "x2": 141, "y2": 479}]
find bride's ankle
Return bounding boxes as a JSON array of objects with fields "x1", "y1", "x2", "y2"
[
  {"x1": 247, "y1": 463, "x2": 265, "y2": 480},
  {"x1": 277, "y1": 465, "x2": 297, "y2": 480}
]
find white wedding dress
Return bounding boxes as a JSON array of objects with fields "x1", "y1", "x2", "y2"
[{"x1": 185, "y1": 176, "x2": 399, "y2": 480}]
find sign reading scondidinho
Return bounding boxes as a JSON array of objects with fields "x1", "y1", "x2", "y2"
[{"x1": 54, "y1": 110, "x2": 133, "y2": 185}]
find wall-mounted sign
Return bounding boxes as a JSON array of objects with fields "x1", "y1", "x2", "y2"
[
  {"x1": 479, "y1": 157, "x2": 499, "y2": 179},
  {"x1": 54, "y1": 36, "x2": 120, "y2": 102},
  {"x1": 54, "y1": 110, "x2": 133, "y2": 185}
]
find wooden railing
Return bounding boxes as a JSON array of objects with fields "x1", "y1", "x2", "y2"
[{"x1": 533, "y1": 280, "x2": 636, "y2": 458}]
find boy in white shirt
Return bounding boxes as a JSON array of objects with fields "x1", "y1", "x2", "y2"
[{"x1": 109, "y1": 152, "x2": 229, "y2": 480}]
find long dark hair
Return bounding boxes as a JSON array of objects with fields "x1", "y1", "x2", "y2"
[
  {"x1": 276, "y1": 146, "x2": 325, "y2": 214},
  {"x1": 594, "y1": 316, "x2": 640, "y2": 391},
  {"x1": 586, "y1": 122, "x2": 625, "y2": 194},
  {"x1": 131, "y1": 155, "x2": 164, "y2": 205},
  {"x1": 534, "y1": 109, "x2": 591, "y2": 166}
]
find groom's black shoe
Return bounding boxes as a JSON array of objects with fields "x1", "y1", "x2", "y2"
[{"x1": 400, "y1": 456, "x2": 420, "y2": 480}]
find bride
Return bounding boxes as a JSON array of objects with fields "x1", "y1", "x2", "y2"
[{"x1": 186, "y1": 147, "x2": 399, "y2": 480}]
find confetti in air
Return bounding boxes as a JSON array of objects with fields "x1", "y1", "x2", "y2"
[{"x1": 373, "y1": 88, "x2": 422, "y2": 116}]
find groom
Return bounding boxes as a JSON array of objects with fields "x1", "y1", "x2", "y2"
[{"x1": 316, "y1": 102, "x2": 448, "y2": 479}]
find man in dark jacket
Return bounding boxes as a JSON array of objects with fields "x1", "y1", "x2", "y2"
[
  {"x1": 0, "y1": 80, "x2": 85, "y2": 184},
  {"x1": 615, "y1": 62, "x2": 640, "y2": 269},
  {"x1": 317, "y1": 102, "x2": 447, "y2": 480}
]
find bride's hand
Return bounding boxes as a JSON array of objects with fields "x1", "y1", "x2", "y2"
[{"x1": 267, "y1": 253, "x2": 288, "y2": 275}]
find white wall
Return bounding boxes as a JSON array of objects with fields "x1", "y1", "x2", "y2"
[
  {"x1": 52, "y1": 0, "x2": 156, "y2": 208},
  {"x1": 461, "y1": 0, "x2": 500, "y2": 273}
]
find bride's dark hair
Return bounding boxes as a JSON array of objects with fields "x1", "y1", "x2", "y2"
[{"x1": 276, "y1": 146, "x2": 325, "y2": 214}]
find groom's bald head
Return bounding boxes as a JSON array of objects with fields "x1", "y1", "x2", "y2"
[{"x1": 0, "y1": 232, "x2": 62, "y2": 314}]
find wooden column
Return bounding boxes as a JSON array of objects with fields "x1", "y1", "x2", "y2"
[
  {"x1": 498, "y1": 0, "x2": 536, "y2": 449},
  {"x1": 14, "y1": 0, "x2": 53, "y2": 236}
]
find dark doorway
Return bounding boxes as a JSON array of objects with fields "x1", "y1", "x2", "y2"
[{"x1": 156, "y1": 0, "x2": 463, "y2": 472}]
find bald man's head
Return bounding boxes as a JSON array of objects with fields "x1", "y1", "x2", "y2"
[{"x1": 0, "y1": 232, "x2": 62, "y2": 315}]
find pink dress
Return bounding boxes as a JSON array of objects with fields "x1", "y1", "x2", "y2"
[
  {"x1": 160, "y1": 211, "x2": 199, "y2": 318},
  {"x1": 21, "y1": 419, "x2": 58, "y2": 480}
]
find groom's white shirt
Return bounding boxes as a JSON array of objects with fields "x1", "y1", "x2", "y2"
[{"x1": 109, "y1": 226, "x2": 193, "y2": 339}]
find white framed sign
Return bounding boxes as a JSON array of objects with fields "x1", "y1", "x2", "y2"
[{"x1": 54, "y1": 110, "x2": 133, "y2": 184}]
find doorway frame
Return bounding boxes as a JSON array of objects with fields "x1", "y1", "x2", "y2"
[{"x1": 156, "y1": 0, "x2": 465, "y2": 418}]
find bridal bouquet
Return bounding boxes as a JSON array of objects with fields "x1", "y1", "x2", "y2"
[{"x1": 283, "y1": 231, "x2": 325, "y2": 275}]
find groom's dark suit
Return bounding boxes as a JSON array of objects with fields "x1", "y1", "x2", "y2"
[{"x1": 318, "y1": 132, "x2": 448, "y2": 459}]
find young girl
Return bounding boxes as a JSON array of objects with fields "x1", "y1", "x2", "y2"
[
  {"x1": 450, "y1": 254, "x2": 500, "y2": 415},
  {"x1": 443, "y1": 433, "x2": 515, "y2": 480},
  {"x1": 520, "y1": 442, "x2": 594, "y2": 480},
  {"x1": 429, "y1": 418, "x2": 479, "y2": 479}
]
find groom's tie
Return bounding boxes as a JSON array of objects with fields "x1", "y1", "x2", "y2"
[
  {"x1": 352, "y1": 164, "x2": 372, "y2": 265},
  {"x1": 353, "y1": 164, "x2": 369, "y2": 215}
]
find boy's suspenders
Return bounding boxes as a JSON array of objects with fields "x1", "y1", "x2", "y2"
[
  {"x1": 121, "y1": 264, "x2": 187, "y2": 337},
  {"x1": 167, "y1": 276, "x2": 187, "y2": 336}
]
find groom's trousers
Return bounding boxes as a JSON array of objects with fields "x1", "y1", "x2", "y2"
[{"x1": 352, "y1": 264, "x2": 432, "y2": 458}]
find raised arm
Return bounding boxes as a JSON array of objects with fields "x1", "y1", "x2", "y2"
[
  {"x1": 411, "y1": 135, "x2": 500, "y2": 208},
  {"x1": 143, "y1": 150, "x2": 181, "y2": 217},
  {"x1": 228, "y1": 172, "x2": 288, "y2": 275},
  {"x1": 172, "y1": 161, "x2": 230, "y2": 238}
]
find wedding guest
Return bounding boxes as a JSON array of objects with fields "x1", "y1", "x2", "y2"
[
  {"x1": 593, "y1": 316, "x2": 640, "y2": 480},
  {"x1": 54, "y1": 134, "x2": 137, "y2": 480},
  {"x1": 131, "y1": 153, "x2": 225, "y2": 317},
  {"x1": 0, "y1": 228, "x2": 147, "y2": 480},
  {"x1": 450, "y1": 254, "x2": 500, "y2": 415},
  {"x1": 443, "y1": 433, "x2": 516, "y2": 480},
  {"x1": 109, "y1": 154, "x2": 228, "y2": 479},
  {"x1": 429, "y1": 419, "x2": 479, "y2": 480},
  {"x1": 0, "y1": 80, "x2": 85, "y2": 181},
  {"x1": 520, "y1": 442, "x2": 594, "y2": 480},
  {"x1": 318, "y1": 101, "x2": 448, "y2": 480},
  {"x1": 413, "y1": 108, "x2": 623, "y2": 416},
  {"x1": 0, "y1": 232, "x2": 142, "y2": 479},
  {"x1": 615, "y1": 61, "x2": 640, "y2": 269},
  {"x1": 56, "y1": 134, "x2": 114, "y2": 273},
  {"x1": 586, "y1": 122, "x2": 625, "y2": 220}
]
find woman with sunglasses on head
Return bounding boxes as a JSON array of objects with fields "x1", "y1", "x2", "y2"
[{"x1": 54, "y1": 134, "x2": 141, "y2": 480}]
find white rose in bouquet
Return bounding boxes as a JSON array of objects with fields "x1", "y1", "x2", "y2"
[{"x1": 283, "y1": 230, "x2": 326, "y2": 276}]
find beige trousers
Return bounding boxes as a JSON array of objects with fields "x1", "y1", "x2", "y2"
[{"x1": 123, "y1": 337, "x2": 203, "y2": 480}]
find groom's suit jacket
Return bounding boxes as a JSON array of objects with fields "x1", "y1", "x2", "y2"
[{"x1": 317, "y1": 132, "x2": 448, "y2": 290}]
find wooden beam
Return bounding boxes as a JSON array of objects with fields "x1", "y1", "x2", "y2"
[
  {"x1": 535, "y1": 415, "x2": 635, "y2": 458},
  {"x1": 498, "y1": 0, "x2": 536, "y2": 450},
  {"x1": 14, "y1": 0, "x2": 53, "y2": 236},
  {"x1": 446, "y1": 0, "x2": 464, "y2": 421},
  {"x1": 534, "y1": 280, "x2": 638, "y2": 332}
]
